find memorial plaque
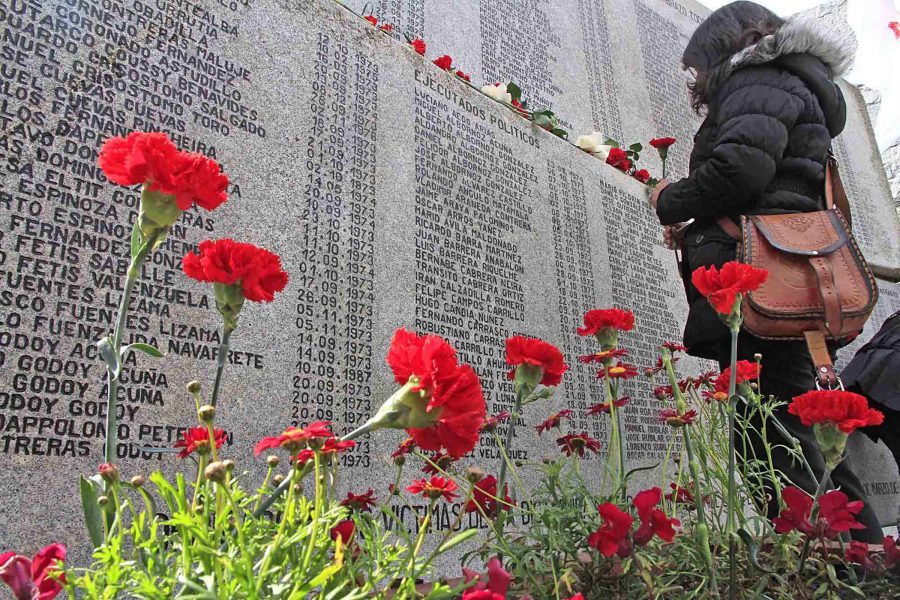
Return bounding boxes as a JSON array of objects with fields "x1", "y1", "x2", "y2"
[{"x1": 0, "y1": 0, "x2": 898, "y2": 568}]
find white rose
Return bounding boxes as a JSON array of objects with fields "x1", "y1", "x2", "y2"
[
  {"x1": 592, "y1": 145, "x2": 613, "y2": 161},
  {"x1": 481, "y1": 83, "x2": 512, "y2": 104},
  {"x1": 574, "y1": 132, "x2": 604, "y2": 153}
]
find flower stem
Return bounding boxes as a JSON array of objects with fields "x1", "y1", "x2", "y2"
[
  {"x1": 797, "y1": 466, "x2": 834, "y2": 576},
  {"x1": 496, "y1": 382, "x2": 526, "y2": 527},
  {"x1": 301, "y1": 451, "x2": 323, "y2": 570},
  {"x1": 604, "y1": 375, "x2": 627, "y2": 500},
  {"x1": 726, "y1": 325, "x2": 739, "y2": 600},
  {"x1": 210, "y1": 325, "x2": 233, "y2": 407}
]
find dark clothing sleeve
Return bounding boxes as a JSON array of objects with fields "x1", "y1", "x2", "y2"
[{"x1": 656, "y1": 66, "x2": 806, "y2": 225}]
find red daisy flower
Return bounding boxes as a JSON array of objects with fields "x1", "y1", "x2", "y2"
[
  {"x1": 387, "y1": 329, "x2": 486, "y2": 458},
  {"x1": 577, "y1": 348, "x2": 629, "y2": 364},
  {"x1": 587, "y1": 397, "x2": 630, "y2": 415},
  {"x1": 666, "y1": 481, "x2": 703, "y2": 506},
  {"x1": 422, "y1": 452, "x2": 457, "y2": 475},
  {"x1": 788, "y1": 390, "x2": 884, "y2": 434},
  {"x1": 645, "y1": 356, "x2": 677, "y2": 376},
  {"x1": 691, "y1": 261, "x2": 768, "y2": 315},
  {"x1": 662, "y1": 341, "x2": 687, "y2": 353},
  {"x1": 174, "y1": 426, "x2": 227, "y2": 458},
  {"x1": 702, "y1": 389, "x2": 729, "y2": 403},
  {"x1": 505, "y1": 336, "x2": 568, "y2": 386},
  {"x1": 658, "y1": 409, "x2": 697, "y2": 428},
  {"x1": 407, "y1": 476, "x2": 459, "y2": 502},
  {"x1": 695, "y1": 370, "x2": 718, "y2": 386},
  {"x1": 633, "y1": 487, "x2": 680, "y2": 545},
  {"x1": 480, "y1": 412, "x2": 511, "y2": 433},
  {"x1": 587, "y1": 503, "x2": 634, "y2": 558},
  {"x1": 465, "y1": 475, "x2": 512, "y2": 517},
  {"x1": 391, "y1": 437, "x2": 417, "y2": 460},
  {"x1": 292, "y1": 449, "x2": 315, "y2": 467},
  {"x1": 341, "y1": 489, "x2": 376, "y2": 512},
  {"x1": 254, "y1": 421, "x2": 335, "y2": 455},
  {"x1": 535, "y1": 409, "x2": 573, "y2": 435},
  {"x1": 557, "y1": 433, "x2": 601, "y2": 458},
  {"x1": 598, "y1": 362, "x2": 638, "y2": 380},
  {"x1": 319, "y1": 438, "x2": 355, "y2": 455},
  {"x1": 578, "y1": 309, "x2": 634, "y2": 336}
]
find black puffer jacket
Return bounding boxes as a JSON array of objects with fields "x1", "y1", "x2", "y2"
[{"x1": 657, "y1": 6, "x2": 852, "y2": 359}]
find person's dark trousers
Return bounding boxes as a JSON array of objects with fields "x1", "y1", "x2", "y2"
[{"x1": 715, "y1": 333, "x2": 884, "y2": 543}]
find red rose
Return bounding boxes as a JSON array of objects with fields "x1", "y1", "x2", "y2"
[
  {"x1": 174, "y1": 426, "x2": 227, "y2": 458},
  {"x1": 456, "y1": 70, "x2": 471, "y2": 82},
  {"x1": 99, "y1": 132, "x2": 228, "y2": 211},
  {"x1": 649, "y1": 137, "x2": 677, "y2": 149},
  {"x1": 889, "y1": 21, "x2": 900, "y2": 39},
  {"x1": 788, "y1": 390, "x2": 884, "y2": 434},
  {"x1": 254, "y1": 421, "x2": 334, "y2": 455},
  {"x1": 0, "y1": 544, "x2": 66, "y2": 600},
  {"x1": 505, "y1": 335, "x2": 568, "y2": 386},
  {"x1": 633, "y1": 487, "x2": 680, "y2": 544},
  {"x1": 691, "y1": 261, "x2": 768, "y2": 315},
  {"x1": 465, "y1": 475, "x2": 512, "y2": 517},
  {"x1": 387, "y1": 329, "x2": 486, "y2": 458},
  {"x1": 557, "y1": 433, "x2": 601, "y2": 458},
  {"x1": 364, "y1": 15, "x2": 378, "y2": 26},
  {"x1": 606, "y1": 147, "x2": 631, "y2": 171},
  {"x1": 183, "y1": 239, "x2": 289, "y2": 303},
  {"x1": 632, "y1": 169, "x2": 651, "y2": 183},
  {"x1": 410, "y1": 38, "x2": 426, "y2": 56},
  {"x1": 433, "y1": 54, "x2": 453, "y2": 70},
  {"x1": 577, "y1": 308, "x2": 634, "y2": 336},
  {"x1": 587, "y1": 503, "x2": 633, "y2": 557},
  {"x1": 407, "y1": 476, "x2": 459, "y2": 502}
]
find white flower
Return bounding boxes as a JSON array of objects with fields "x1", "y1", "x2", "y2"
[
  {"x1": 592, "y1": 145, "x2": 613, "y2": 161},
  {"x1": 574, "y1": 132, "x2": 608, "y2": 154},
  {"x1": 481, "y1": 83, "x2": 512, "y2": 104}
]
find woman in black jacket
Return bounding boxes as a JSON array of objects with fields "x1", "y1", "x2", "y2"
[{"x1": 649, "y1": 1, "x2": 883, "y2": 541}]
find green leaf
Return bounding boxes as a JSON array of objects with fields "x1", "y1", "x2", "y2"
[
  {"x1": 97, "y1": 336, "x2": 120, "y2": 379},
  {"x1": 738, "y1": 528, "x2": 774, "y2": 573},
  {"x1": 123, "y1": 343, "x2": 164, "y2": 358},
  {"x1": 436, "y1": 528, "x2": 478, "y2": 554},
  {"x1": 130, "y1": 220, "x2": 141, "y2": 259},
  {"x1": 604, "y1": 138, "x2": 620, "y2": 148},
  {"x1": 506, "y1": 82, "x2": 522, "y2": 102},
  {"x1": 531, "y1": 113, "x2": 552, "y2": 128},
  {"x1": 551, "y1": 127, "x2": 569, "y2": 139},
  {"x1": 80, "y1": 476, "x2": 104, "y2": 548},
  {"x1": 629, "y1": 142, "x2": 643, "y2": 153},
  {"x1": 646, "y1": 177, "x2": 660, "y2": 187}
]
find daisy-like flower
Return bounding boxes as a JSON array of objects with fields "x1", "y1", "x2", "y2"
[
  {"x1": 407, "y1": 476, "x2": 459, "y2": 502},
  {"x1": 577, "y1": 348, "x2": 629, "y2": 364},
  {"x1": 597, "y1": 362, "x2": 638, "y2": 380},
  {"x1": 587, "y1": 397, "x2": 630, "y2": 415},
  {"x1": 557, "y1": 433, "x2": 601, "y2": 458},
  {"x1": 535, "y1": 409, "x2": 573, "y2": 435},
  {"x1": 645, "y1": 356, "x2": 677, "y2": 376},
  {"x1": 658, "y1": 409, "x2": 697, "y2": 428},
  {"x1": 480, "y1": 412, "x2": 511, "y2": 433},
  {"x1": 174, "y1": 426, "x2": 228, "y2": 458},
  {"x1": 341, "y1": 489, "x2": 377, "y2": 512},
  {"x1": 422, "y1": 452, "x2": 457, "y2": 475},
  {"x1": 319, "y1": 438, "x2": 355, "y2": 455},
  {"x1": 391, "y1": 437, "x2": 417, "y2": 460},
  {"x1": 254, "y1": 421, "x2": 335, "y2": 455},
  {"x1": 662, "y1": 341, "x2": 687, "y2": 353}
]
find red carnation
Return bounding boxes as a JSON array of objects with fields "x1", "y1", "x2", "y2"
[
  {"x1": 845, "y1": 541, "x2": 873, "y2": 569},
  {"x1": 557, "y1": 433, "x2": 601, "y2": 458},
  {"x1": 632, "y1": 169, "x2": 651, "y2": 184},
  {"x1": 407, "y1": 476, "x2": 458, "y2": 502},
  {"x1": 254, "y1": 421, "x2": 335, "y2": 455},
  {"x1": 577, "y1": 308, "x2": 634, "y2": 336},
  {"x1": 466, "y1": 475, "x2": 512, "y2": 517},
  {"x1": 633, "y1": 487, "x2": 680, "y2": 544},
  {"x1": 386, "y1": 329, "x2": 486, "y2": 458},
  {"x1": 341, "y1": 489, "x2": 376, "y2": 512},
  {"x1": 183, "y1": 239, "x2": 289, "y2": 303},
  {"x1": 433, "y1": 55, "x2": 453, "y2": 70},
  {"x1": 649, "y1": 137, "x2": 677, "y2": 149},
  {"x1": 410, "y1": 38, "x2": 426, "y2": 56},
  {"x1": 99, "y1": 132, "x2": 228, "y2": 211},
  {"x1": 505, "y1": 335, "x2": 568, "y2": 386},
  {"x1": 691, "y1": 261, "x2": 768, "y2": 315},
  {"x1": 788, "y1": 390, "x2": 884, "y2": 434},
  {"x1": 714, "y1": 360, "x2": 761, "y2": 392},
  {"x1": 587, "y1": 396, "x2": 629, "y2": 415},
  {"x1": 606, "y1": 147, "x2": 631, "y2": 172},
  {"x1": 0, "y1": 544, "x2": 66, "y2": 600},
  {"x1": 536, "y1": 409, "x2": 573, "y2": 435},
  {"x1": 588, "y1": 503, "x2": 634, "y2": 558},
  {"x1": 174, "y1": 426, "x2": 227, "y2": 458}
]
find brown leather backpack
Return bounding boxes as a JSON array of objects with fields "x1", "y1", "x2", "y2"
[{"x1": 716, "y1": 151, "x2": 879, "y2": 388}]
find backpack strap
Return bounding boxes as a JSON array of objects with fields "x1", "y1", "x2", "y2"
[
  {"x1": 826, "y1": 150, "x2": 852, "y2": 227},
  {"x1": 803, "y1": 330, "x2": 841, "y2": 389}
]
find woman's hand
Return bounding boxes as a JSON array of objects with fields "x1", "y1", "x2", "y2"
[{"x1": 649, "y1": 178, "x2": 670, "y2": 210}]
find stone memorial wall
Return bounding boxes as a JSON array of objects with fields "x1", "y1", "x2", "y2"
[{"x1": 0, "y1": 0, "x2": 898, "y2": 563}]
